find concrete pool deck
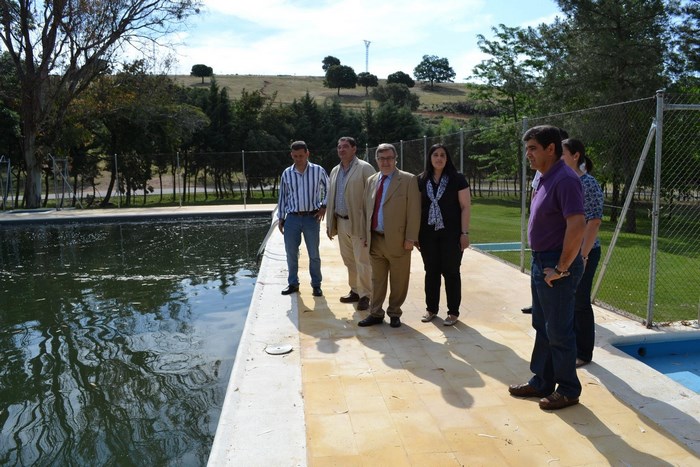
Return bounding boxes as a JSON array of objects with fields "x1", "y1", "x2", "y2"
[{"x1": 3, "y1": 205, "x2": 698, "y2": 465}]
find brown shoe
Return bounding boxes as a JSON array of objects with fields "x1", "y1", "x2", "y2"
[
  {"x1": 340, "y1": 291, "x2": 360, "y2": 303},
  {"x1": 539, "y1": 392, "x2": 579, "y2": 410},
  {"x1": 357, "y1": 296, "x2": 370, "y2": 311},
  {"x1": 508, "y1": 383, "x2": 543, "y2": 398}
]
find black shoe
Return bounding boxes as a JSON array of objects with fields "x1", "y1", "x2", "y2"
[
  {"x1": 339, "y1": 291, "x2": 360, "y2": 303},
  {"x1": 357, "y1": 296, "x2": 370, "y2": 311},
  {"x1": 521, "y1": 306, "x2": 532, "y2": 314},
  {"x1": 389, "y1": 317, "x2": 401, "y2": 328},
  {"x1": 312, "y1": 286, "x2": 323, "y2": 297},
  {"x1": 358, "y1": 315, "x2": 384, "y2": 327},
  {"x1": 281, "y1": 284, "x2": 299, "y2": 295}
]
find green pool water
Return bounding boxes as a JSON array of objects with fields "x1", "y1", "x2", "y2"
[{"x1": 0, "y1": 216, "x2": 268, "y2": 466}]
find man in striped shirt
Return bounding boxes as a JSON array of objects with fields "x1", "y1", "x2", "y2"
[{"x1": 277, "y1": 141, "x2": 329, "y2": 297}]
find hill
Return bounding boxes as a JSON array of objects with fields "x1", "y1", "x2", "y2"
[{"x1": 172, "y1": 74, "x2": 478, "y2": 121}]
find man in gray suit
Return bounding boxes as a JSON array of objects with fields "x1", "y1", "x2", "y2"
[
  {"x1": 358, "y1": 143, "x2": 421, "y2": 328},
  {"x1": 326, "y1": 137, "x2": 376, "y2": 311}
]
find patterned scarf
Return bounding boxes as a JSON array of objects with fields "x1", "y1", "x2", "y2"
[{"x1": 427, "y1": 175, "x2": 448, "y2": 230}]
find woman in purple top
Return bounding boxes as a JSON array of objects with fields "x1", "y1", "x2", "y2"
[{"x1": 562, "y1": 138, "x2": 603, "y2": 367}]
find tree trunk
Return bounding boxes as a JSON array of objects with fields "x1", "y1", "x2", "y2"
[{"x1": 22, "y1": 133, "x2": 43, "y2": 209}]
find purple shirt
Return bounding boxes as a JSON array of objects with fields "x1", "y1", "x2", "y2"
[{"x1": 528, "y1": 159, "x2": 584, "y2": 252}]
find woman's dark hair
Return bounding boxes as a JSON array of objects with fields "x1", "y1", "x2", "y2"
[
  {"x1": 562, "y1": 138, "x2": 593, "y2": 173},
  {"x1": 420, "y1": 144, "x2": 458, "y2": 182}
]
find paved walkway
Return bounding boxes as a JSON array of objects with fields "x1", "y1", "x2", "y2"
[
  {"x1": 4, "y1": 206, "x2": 698, "y2": 466},
  {"x1": 211, "y1": 215, "x2": 700, "y2": 466}
]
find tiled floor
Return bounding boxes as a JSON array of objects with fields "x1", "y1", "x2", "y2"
[{"x1": 298, "y1": 238, "x2": 700, "y2": 466}]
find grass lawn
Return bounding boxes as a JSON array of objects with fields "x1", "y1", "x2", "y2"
[{"x1": 469, "y1": 198, "x2": 699, "y2": 324}]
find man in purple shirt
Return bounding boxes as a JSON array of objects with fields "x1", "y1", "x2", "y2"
[{"x1": 509, "y1": 125, "x2": 586, "y2": 410}]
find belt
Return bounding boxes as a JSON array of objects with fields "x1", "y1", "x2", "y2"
[
  {"x1": 290, "y1": 210, "x2": 319, "y2": 216},
  {"x1": 335, "y1": 214, "x2": 349, "y2": 219},
  {"x1": 372, "y1": 230, "x2": 384, "y2": 236}
]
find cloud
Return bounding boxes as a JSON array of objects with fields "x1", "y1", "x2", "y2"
[{"x1": 152, "y1": 0, "x2": 559, "y2": 79}]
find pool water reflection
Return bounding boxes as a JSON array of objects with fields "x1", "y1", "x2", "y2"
[{"x1": 0, "y1": 217, "x2": 268, "y2": 465}]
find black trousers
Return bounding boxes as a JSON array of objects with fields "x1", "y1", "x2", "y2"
[{"x1": 419, "y1": 229, "x2": 464, "y2": 316}]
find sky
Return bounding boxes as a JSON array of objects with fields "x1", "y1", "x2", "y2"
[{"x1": 157, "y1": 0, "x2": 563, "y2": 81}]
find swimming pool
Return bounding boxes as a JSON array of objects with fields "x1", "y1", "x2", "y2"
[
  {"x1": 0, "y1": 216, "x2": 268, "y2": 465},
  {"x1": 615, "y1": 337, "x2": 700, "y2": 394}
]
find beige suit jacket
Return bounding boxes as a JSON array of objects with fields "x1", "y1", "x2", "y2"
[
  {"x1": 363, "y1": 169, "x2": 421, "y2": 256},
  {"x1": 326, "y1": 157, "x2": 376, "y2": 238}
]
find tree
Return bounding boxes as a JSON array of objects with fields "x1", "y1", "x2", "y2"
[
  {"x1": 0, "y1": 0, "x2": 202, "y2": 208},
  {"x1": 470, "y1": 24, "x2": 539, "y2": 122},
  {"x1": 322, "y1": 55, "x2": 341, "y2": 72},
  {"x1": 387, "y1": 71, "x2": 415, "y2": 88},
  {"x1": 371, "y1": 84, "x2": 420, "y2": 111},
  {"x1": 357, "y1": 72, "x2": 378, "y2": 96},
  {"x1": 324, "y1": 65, "x2": 357, "y2": 96},
  {"x1": 413, "y1": 55, "x2": 456, "y2": 89},
  {"x1": 191, "y1": 64, "x2": 213, "y2": 84}
]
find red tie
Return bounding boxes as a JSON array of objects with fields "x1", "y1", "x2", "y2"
[{"x1": 371, "y1": 175, "x2": 384, "y2": 231}]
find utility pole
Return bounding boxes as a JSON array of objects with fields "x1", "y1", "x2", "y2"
[{"x1": 363, "y1": 40, "x2": 371, "y2": 73}]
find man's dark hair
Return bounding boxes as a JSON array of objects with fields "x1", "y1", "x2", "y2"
[
  {"x1": 523, "y1": 125, "x2": 563, "y2": 158},
  {"x1": 290, "y1": 140, "x2": 308, "y2": 151},
  {"x1": 338, "y1": 136, "x2": 356, "y2": 148}
]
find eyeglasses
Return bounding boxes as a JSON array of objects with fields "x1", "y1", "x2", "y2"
[{"x1": 377, "y1": 156, "x2": 396, "y2": 162}]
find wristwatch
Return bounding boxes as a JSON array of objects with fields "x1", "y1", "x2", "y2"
[{"x1": 554, "y1": 266, "x2": 570, "y2": 277}]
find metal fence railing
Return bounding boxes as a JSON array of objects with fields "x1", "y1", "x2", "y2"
[{"x1": 525, "y1": 92, "x2": 700, "y2": 326}]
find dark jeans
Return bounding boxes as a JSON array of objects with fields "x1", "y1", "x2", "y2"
[
  {"x1": 529, "y1": 250, "x2": 584, "y2": 398},
  {"x1": 419, "y1": 229, "x2": 463, "y2": 316},
  {"x1": 575, "y1": 246, "x2": 601, "y2": 362}
]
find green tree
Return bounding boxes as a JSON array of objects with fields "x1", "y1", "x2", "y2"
[
  {"x1": 371, "y1": 84, "x2": 420, "y2": 111},
  {"x1": 322, "y1": 56, "x2": 341, "y2": 72},
  {"x1": 470, "y1": 24, "x2": 539, "y2": 122},
  {"x1": 0, "y1": 0, "x2": 202, "y2": 208},
  {"x1": 668, "y1": 0, "x2": 700, "y2": 80},
  {"x1": 387, "y1": 71, "x2": 415, "y2": 88},
  {"x1": 368, "y1": 101, "x2": 422, "y2": 149},
  {"x1": 357, "y1": 72, "x2": 379, "y2": 96},
  {"x1": 324, "y1": 65, "x2": 358, "y2": 96},
  {"x1": 413, "y1": 55, "x2": 456, "y2": 89},
  {"x1": 190, "y1": 64, "x2": 214, "y2": 84}
]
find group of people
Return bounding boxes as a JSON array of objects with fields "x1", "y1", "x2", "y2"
[
  {"x1": 277, "y1": 137, "x2": 471, "y2": 329},
  {"x1": 277, "y1": 125, "x2": 602, "y2": 411}
]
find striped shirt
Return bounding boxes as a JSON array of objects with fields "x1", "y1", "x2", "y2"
[{"x1": 278, "y1": 162, "x2": 329, "y2": 219}]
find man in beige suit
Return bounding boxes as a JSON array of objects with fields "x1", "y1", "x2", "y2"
[
  {"x1": 326, "y1": 136, "x2": 376, "y2": 311},
  {"x1": 358, "y1": 143, "x2": 421, "y2": 328}
]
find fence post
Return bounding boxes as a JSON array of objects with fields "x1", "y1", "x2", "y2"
[
  {"x1": 646, "y1": 90, "x2": 665, "y2": 327},
  {"x1": 399, "y1": 140, "x2": 404, "y2": 170},
  {"x1": 423, "y1": 135, "x2": 427, "y2": 171},
  {"x1": 520, "y1": 118, "x2": 528, "y2": 272},
  {"x1": 177, "y1": 151, "x2": 183, "y2": 208},
  {"x1": 459, "y1": 128, "x2": 464, "y2": 173},
  {"x1": 365, "y1": 144, "x2": 369, "y2": 161},
  {"x1": 242, "y1": 150, "x2": 247, "y2": 209},
  {"x1": 114, "y1": 153, "x2": 120, "y2": 208}
]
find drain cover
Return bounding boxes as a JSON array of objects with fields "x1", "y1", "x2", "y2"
[{"x1": 265, "y1": 344, "x2": 293, "y2": 355}]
